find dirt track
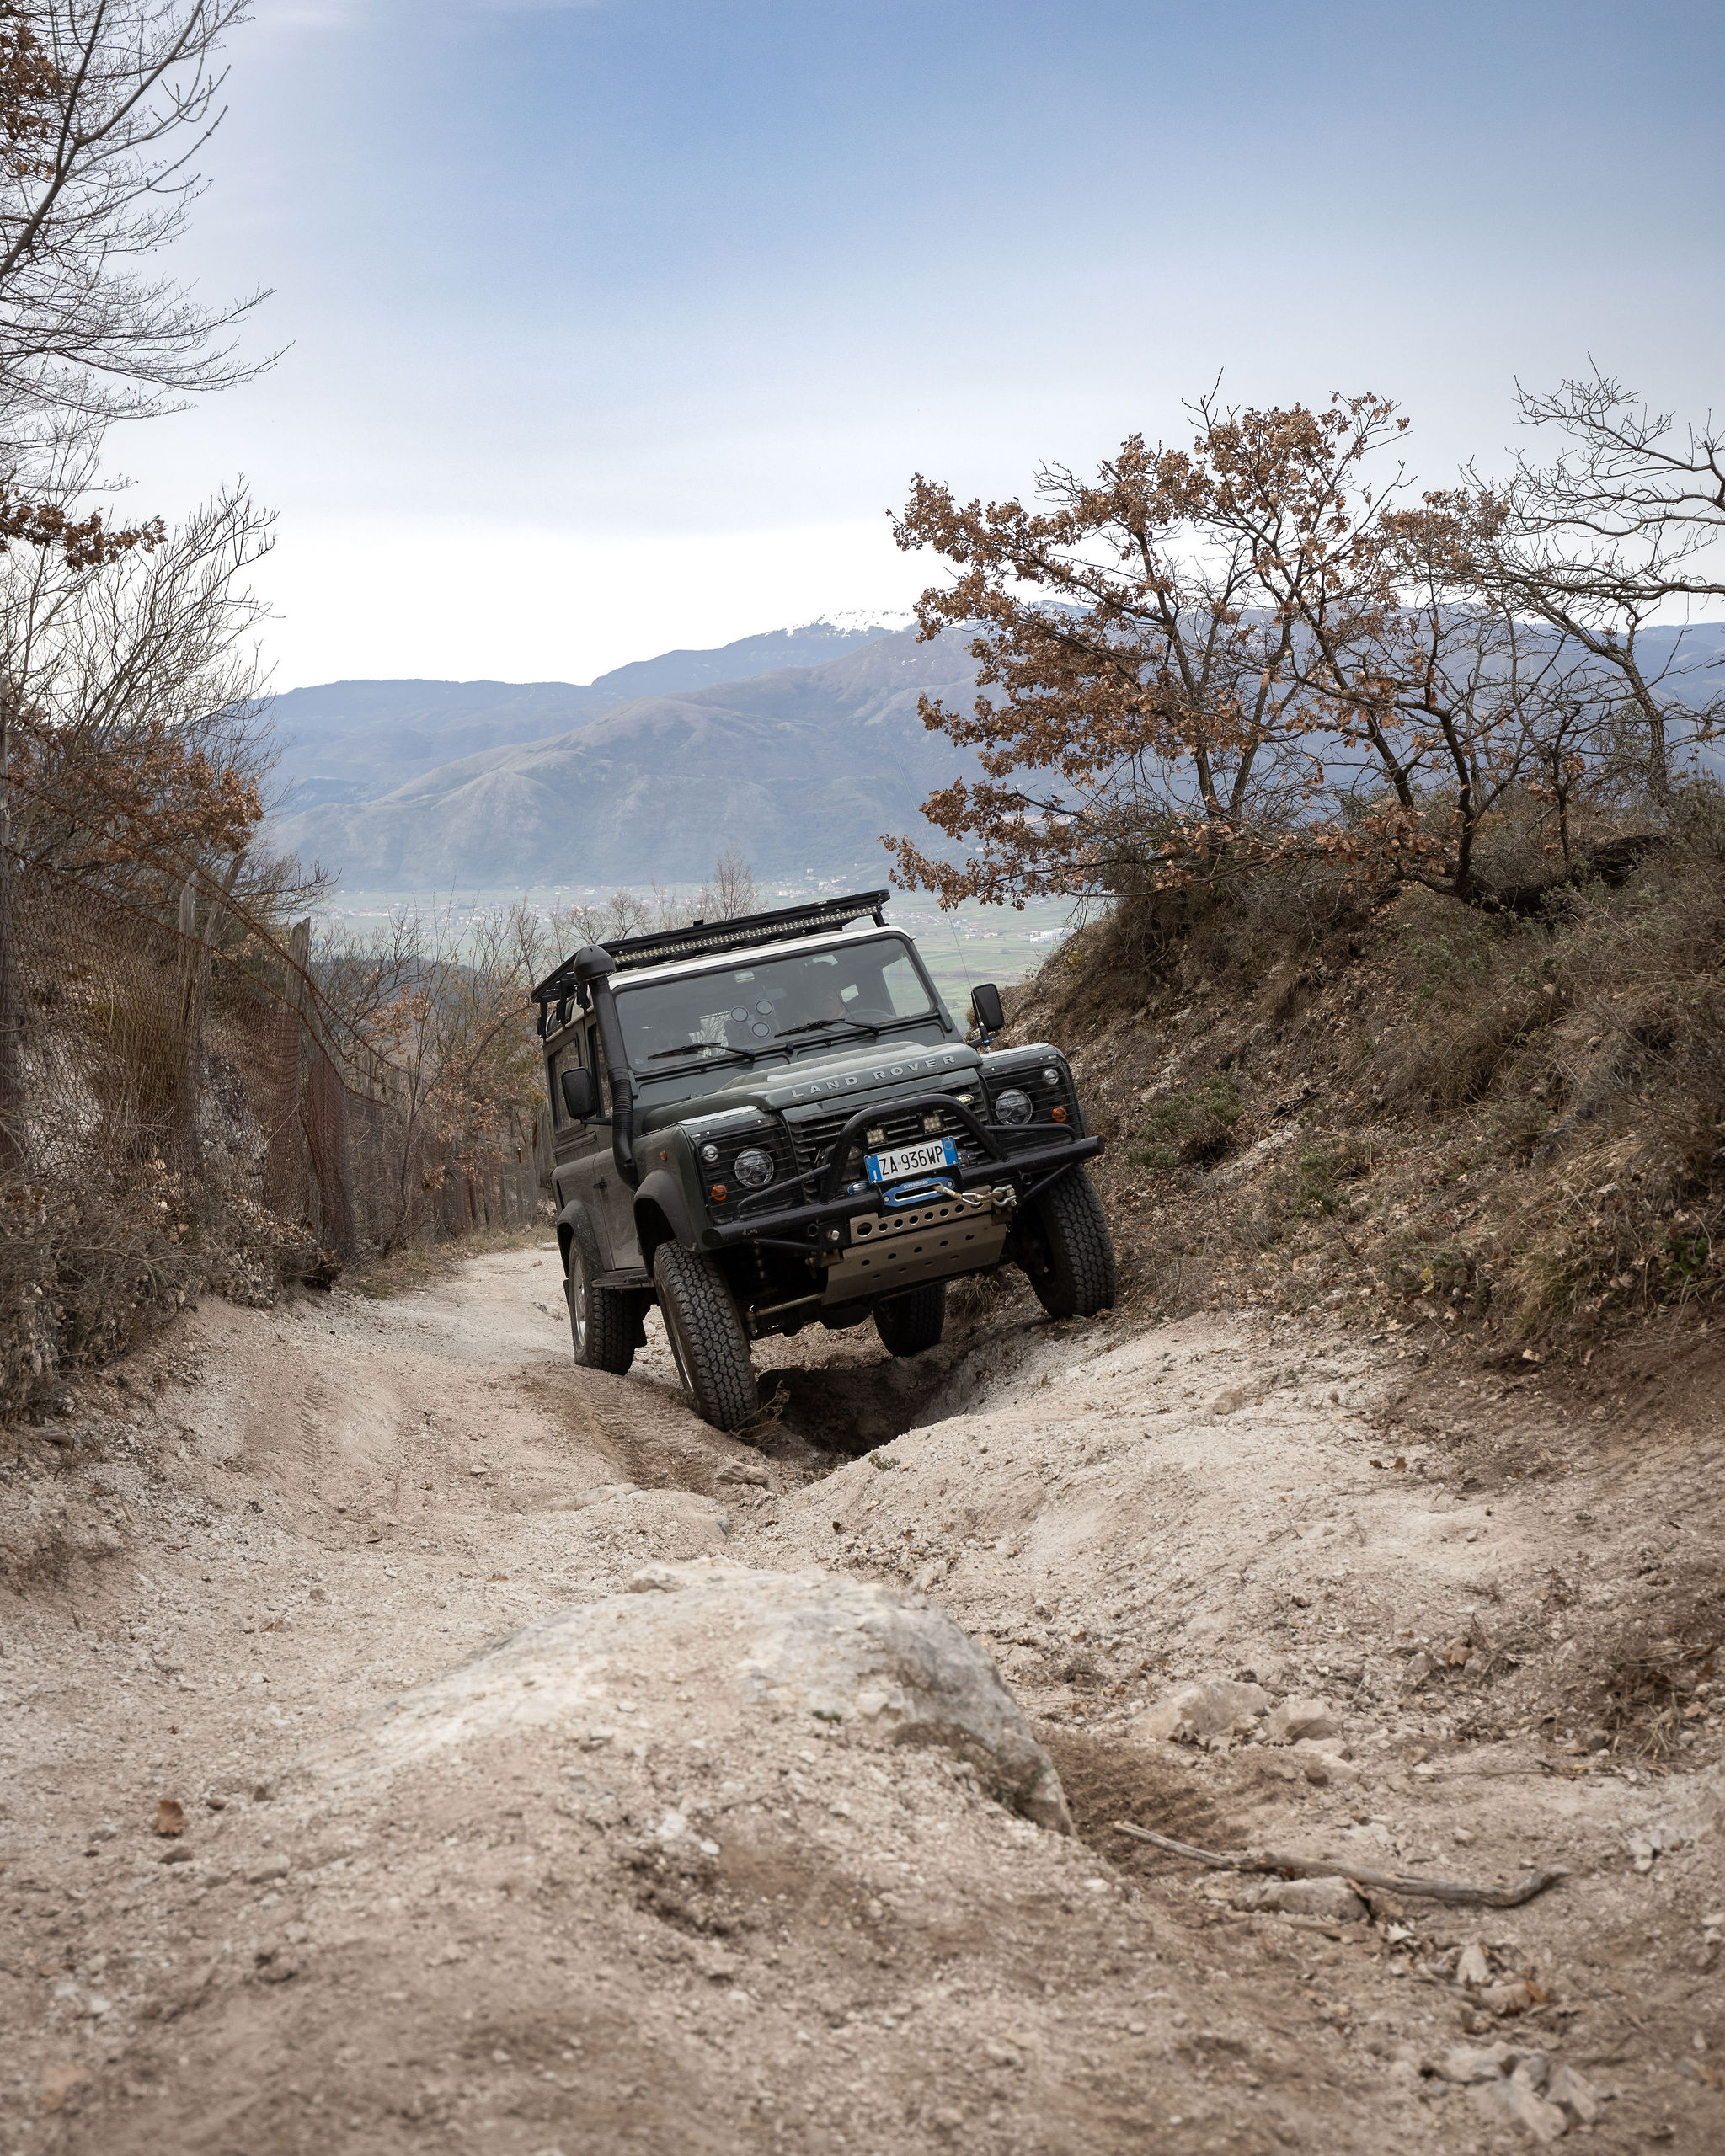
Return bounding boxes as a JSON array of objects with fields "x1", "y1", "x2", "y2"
[{"x1": 2, "y1": 1246, "x2": 1721, "y2": 2153}]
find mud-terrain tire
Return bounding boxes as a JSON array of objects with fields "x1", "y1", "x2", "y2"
[
  {"x1": 1017, "y1": 1166, "x2": 1117, "y2": 1319},
  {"x1": 565, "y1": 1211, "x2": 640, "y2": 1375},
  {"x1": 873, "y1": 1282, "x2": 947, "y2": 1357},
  {"x1": 653, "y1": 1242, "x2": 758, "y2": 1433}
]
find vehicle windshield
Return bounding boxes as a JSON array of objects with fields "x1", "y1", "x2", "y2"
[{"x1": 617, "y1": 935, "x2": 948, "y2": 1081}]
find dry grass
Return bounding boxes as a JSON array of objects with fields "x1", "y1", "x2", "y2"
[{"x1": 344, "y1": 1222, "x2": 557, "y2": 1301}]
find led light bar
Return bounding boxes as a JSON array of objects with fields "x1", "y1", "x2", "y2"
[{"x1": 531, "y1": 889, "x2": 890, "y2": 1006}]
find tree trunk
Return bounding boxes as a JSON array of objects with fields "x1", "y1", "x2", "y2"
[
  {"x1": 0, "y1": 848, "x2": 23, "y2": 1177},
  {"x1": 0, "y1": 683, "x2": 22, "y2": 1177}
]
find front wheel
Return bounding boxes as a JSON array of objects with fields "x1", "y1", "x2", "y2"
[
  {"x1": 566, "y1": 1214, "x2": 642, "y2": 1374},
  {"x1": 1016, "y1": 1166, "x2": 1117, "y2": 1319},
  {"x1": 873, "y1": 1281, "x2": 947, "y2": 1357},
  {"x1": 653, "y1": 1242, "x2": 758, "y2": 1433}
]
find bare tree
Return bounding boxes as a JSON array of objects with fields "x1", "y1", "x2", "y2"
[
  {"x1": 0, "y1": 483, "x2": 314, "y2": 926},
  {"x1": 0, "y1": 1, "x2": 270, "y2": 476},
  {"x1": 1469, "y1": 372, "x2": 1725, "y2": 799}
]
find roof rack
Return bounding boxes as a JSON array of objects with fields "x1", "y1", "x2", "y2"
[{"x1": 531, "y1": 889, "x2": 891, "y2": 1007}]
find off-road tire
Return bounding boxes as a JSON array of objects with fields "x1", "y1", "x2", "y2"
[
  {"x1": 565, "y1": 1211, "x2": 639, "y2": 1375},
  {"x1": 653, "y1": 1241, "x2": 758, "y2": 1433},
  {"x1": 1017, "y1": 1166, "x2": 1117, "y2": 1320},
  {"x1": 873, "y1": 1282, "x2": 947, "y2": 1358}
]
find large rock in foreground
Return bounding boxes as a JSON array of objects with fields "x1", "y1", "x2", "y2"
[{"x1": 290, "y1": 1560, "x2": 1071, "y2": 1833}]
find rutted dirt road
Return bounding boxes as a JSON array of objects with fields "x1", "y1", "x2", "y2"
[{"x1": 2, "y1": 1246, "x2": 1721, "y2": 2153}]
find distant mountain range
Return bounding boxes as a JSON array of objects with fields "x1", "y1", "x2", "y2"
[
  {"x1": 264, "y1": 614, "x2": 1725, "y2": 895},
  {"x1": 268, "y1": 618, "x2": 914, "y2": 815},
  {"x1": 266, "y1": 617, "x2": 982, "y2": 889}
]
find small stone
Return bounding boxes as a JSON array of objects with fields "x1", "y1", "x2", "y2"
[
  {"x1": 1546, "y1": 2063, "x2": 1599, "y2": 2126},
  {"x1": 932, "y1": 2108, "x2": 964, "y2": 2133},
  {"x1": 627, "y1": 1565, "x2": 683, "y2": 1593},
  {"x1": 1294, "y1": 1738, "x2": 1359, "y2": 1782},
  {"x1": 1233, "y1": 1876, "x2": 1367, "y2": 1923},
  {"x1": 1132, "y1": 1679, "x2": 1270, "y2": 1744},
  {"x1": 1455, "y1": 1941, "x2": 1492, "y2": 1988},
  {"x1": 89, "y1": 1822, "x2": 118, "y2": 1844},
  {"x1": 246, "y1": 1857, "x2": 290, "y2": 1884},
  {"x1": 1442, "y1": 2040, "x2": 1517, "y2": 2084},
  {"x1": 1469, "y1": 2068, "x2": 1567, "y2": 2144},
  {"x1": 1265, "y1": 1697, "x2": 1340, "y2": 1744},
  {"x1": 1480, "y1": 1980, "x2": 1539, "y2": 2017}
]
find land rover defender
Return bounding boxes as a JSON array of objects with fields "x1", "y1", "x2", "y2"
[{"x1": 531, "y1": 890, "x2": 1116, "y2": 1433}]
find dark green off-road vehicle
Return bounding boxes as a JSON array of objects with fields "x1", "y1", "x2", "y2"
[{"x1": 531, "y1": 890, "x2": 1115, "y2": 1433}]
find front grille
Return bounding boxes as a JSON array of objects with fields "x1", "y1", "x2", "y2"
[{"x1": 787, "y1": 1098, "x2": 991, "y2": 1180}]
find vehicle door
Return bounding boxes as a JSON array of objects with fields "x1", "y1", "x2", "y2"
[
  {"x1": 585, "y1": 1017, "x2": 642, "y2": 1271},
  {"x1": 549, "y1": 1020, "x2": 627, "y2": 1269}
]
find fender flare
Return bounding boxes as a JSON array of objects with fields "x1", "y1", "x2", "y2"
[
  {"x1": 555, "y1": 1198, "x2": 601, "y2": 1272},
  {"x1": 631, "y1": 1169, "x2": 702, "y2": 1263}
]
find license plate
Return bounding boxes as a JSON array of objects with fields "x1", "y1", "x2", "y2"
[{"x1": 865, "y1": 1136, "x2": 958, "y2": 1184}]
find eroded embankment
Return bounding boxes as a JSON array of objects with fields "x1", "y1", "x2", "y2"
[{"x1": 1, "y1": 1246, "x2": 1721, "y2": 2153}]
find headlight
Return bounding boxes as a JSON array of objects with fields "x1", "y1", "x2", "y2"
[
  {"x1": 994, "y1": 1087, "x2": 1033, "y2": 1126},
  {"x1": 734, "y1": 1146, "x2": 775, "y2": 1190}
]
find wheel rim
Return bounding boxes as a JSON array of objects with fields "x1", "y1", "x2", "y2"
[{"x1": 568, "y1": 1246, "x2": 588, "y2": 1352}]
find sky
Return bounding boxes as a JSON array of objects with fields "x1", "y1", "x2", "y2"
[{"x1": 113, "y1": 0, "x2": 1725, "y2": 691}]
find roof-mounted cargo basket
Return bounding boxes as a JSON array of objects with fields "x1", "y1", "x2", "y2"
[{"x1": 530, "y1": 889, "x2": 891, "y2": 1011}]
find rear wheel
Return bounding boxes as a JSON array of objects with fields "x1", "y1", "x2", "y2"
[
  {"x1": 1016, "y1": 1166, "x2": 1117, "y2": 1319},
  {"x1": 565, "y1": 1214, "x2": 641, "y2": 1374},
  {"x1": 873, "y1": 1281, "x2": 947, "y2": 1357},
  {"x1": 653, "y1": 1241, "x2": 758, "y2": 1433}
]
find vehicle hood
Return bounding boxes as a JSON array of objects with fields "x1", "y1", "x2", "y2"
[{"x1": 697, "y1": 1038, "x2": 980, "y2": 1121}]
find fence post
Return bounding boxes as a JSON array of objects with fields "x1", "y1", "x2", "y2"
[
  {"x1": 174, "y1": 881, "x2": 207, "y2": 1176},
  {"x1": 264, "y1": 918, "x2": 311, "y2": 1217},
  {"x1": 0, "y1": 849, "x2": 20, "y2": 1177}
]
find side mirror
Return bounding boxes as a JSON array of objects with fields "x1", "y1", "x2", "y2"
[
  {"x1": 969, "y1": 982, "x2": 1006, "y2": 1036},
  {"x1": 559, "y1": 1066, "x2": 599, "y2": 1121}
]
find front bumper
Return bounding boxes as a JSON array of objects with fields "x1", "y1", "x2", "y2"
[{"x1": 703, "y1": 1127, "x2": 1101, "y2": 1256}]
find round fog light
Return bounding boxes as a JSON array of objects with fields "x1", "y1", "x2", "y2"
[
  {"x1": 734, "y1": 1146, "x2": 775, "y2": 1190},
  {"x1": 994, "y1": 1087, "x2": 1033, "y2": 1126}
]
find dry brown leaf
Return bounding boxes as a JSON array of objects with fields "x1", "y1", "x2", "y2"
[
  {"x1": 154, "y1": 1797, "x2": 186, "y2": 1836},
  {"x1": 40, "y1": 2065, "x2": 89, "y2": 2113}
]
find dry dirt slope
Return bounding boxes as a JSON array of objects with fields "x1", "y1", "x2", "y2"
[{"x1": 1, "y1": 1245, "x2": 1721, "y2": 2154}]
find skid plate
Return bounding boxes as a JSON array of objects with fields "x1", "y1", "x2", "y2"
[{"x1": 821, "y1": 1194, "x2": 1007, "y2": 1302}]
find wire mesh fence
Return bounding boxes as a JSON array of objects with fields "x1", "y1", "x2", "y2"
[{"x1": 0, "y1": 851, "x2": 549, "y2": 1417}]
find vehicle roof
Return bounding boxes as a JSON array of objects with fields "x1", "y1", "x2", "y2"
[{"x1": 608, "y1": 918, "x2": 909, "y2": 991}]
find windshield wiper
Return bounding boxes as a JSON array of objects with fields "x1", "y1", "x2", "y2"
[
  {"x1": 773, "y1": 1016, "x2": 881, "y2": 1041},
  {"x1": 644, "y1": 1041, "x2": 756, "y2": 1066}
]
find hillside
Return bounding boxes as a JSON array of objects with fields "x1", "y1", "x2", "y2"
[
  {"x1": 266, "y1": 618, "x2": 909, "y2": 816},
  {"x1": 268, "y1": 622, "x2": 984, "y2": 888}
]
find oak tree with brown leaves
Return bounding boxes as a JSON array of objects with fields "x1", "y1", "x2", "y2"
[{"x1": 889, "y1": 390, "x2": 1670, "y2": 915}]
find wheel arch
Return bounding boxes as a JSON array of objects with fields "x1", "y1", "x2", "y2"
[
  {"x1": 556, "y1": 1198, "x2": 595, "y2": 1273},
  {"x1": 632, "y1": 1169, "x2": 701, "y2": 1272}
]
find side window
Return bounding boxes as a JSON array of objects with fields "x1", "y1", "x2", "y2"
[
  {"x1": 548, "y1": 1027, "x2": 604, "y2": 1128},
  {"x1": 548, "y1": 1038, "x2": 574, "y2": 1126}
]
